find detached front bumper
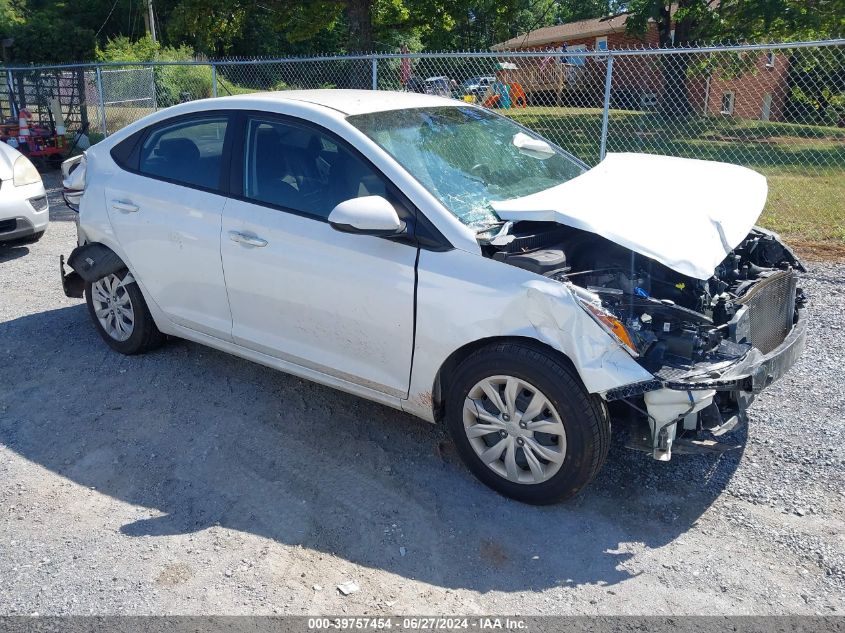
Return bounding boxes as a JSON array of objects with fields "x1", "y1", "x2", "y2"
[
  {"x1": 610, "y1": 308, "x2": 807, "y2": 460},
  {"x1": 664, "y1": 307, "x2": 808, "y2": 395},
  {"x1": 606, "y1": 307, "x2": 807, "y2": 401}
]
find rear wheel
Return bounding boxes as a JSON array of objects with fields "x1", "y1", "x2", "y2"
[
  {"x1": 85, "y1": 271, "x2": 165, "y2": 355},
  {"x1": 445, "y1": 342, "x2": 609, "y2": 504}
]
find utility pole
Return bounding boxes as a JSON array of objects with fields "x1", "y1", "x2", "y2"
[{"x1": 143, "y1": 0, "x2": 157, "y2": 43}]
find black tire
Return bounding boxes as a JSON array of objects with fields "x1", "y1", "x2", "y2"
[
  {"x1": 85, "y1": 270, "x2": 165, "y2": 355},
  {"x1": 445, "y1": 342, "x2": 610, "y2": 504}
]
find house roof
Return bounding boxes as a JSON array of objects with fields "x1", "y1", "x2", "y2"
[{"x1": 491, "y1": 13, "x2": 631, "y2": 51}]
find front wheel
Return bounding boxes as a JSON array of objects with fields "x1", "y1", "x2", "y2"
[
  {"x1": 445, "y1": 342, "x2": 609, "y2": 504},
  {"x1": 85, "y1": 271, "x2": 165, "y2": 355}
]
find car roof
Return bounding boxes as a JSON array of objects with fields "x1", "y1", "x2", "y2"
[{"x1": 222, "y1": 89, "x2": 458, "y2": 116}]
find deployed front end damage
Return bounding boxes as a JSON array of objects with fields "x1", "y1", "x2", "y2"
[
  {"x1": 482, "y1": 154, "x2": 807, "y2": 460},
  {"x1": 481, "y1": 221, "x2": 807, "y2": 460},
  {"x1": 581, "y1": 232, "x2": 807, "y2": 460}
]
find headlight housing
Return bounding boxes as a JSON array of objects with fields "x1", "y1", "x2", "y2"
[
  {"x1": 577, "y1": 296, "x2": 640, "y2": 358},
  {"x1": 13, "y1": 155, "x2": 41, "y2": 187}
]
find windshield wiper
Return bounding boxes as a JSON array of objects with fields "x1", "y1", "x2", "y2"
[{"x1": 476, "y1": 221, "x2": 515, "y2": 246}]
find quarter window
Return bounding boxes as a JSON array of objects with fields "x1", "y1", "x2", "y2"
[
  {"x1": 243, "y1": 118, "x2": 388, "y2": 220},
  {"x1": 139, "y1": 117, "x2": 228, "y2": 190}
]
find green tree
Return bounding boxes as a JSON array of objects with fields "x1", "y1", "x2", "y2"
[
  {"x1": 625, "y1": 0, "x2": 843, "y2": 115},
  {"x1": 1, "y1": 1, "x2": 96, "y2": 63}
]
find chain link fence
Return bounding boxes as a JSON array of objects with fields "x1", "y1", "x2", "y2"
[{"x1": 0, "y1": 40, "x2": 842, "y2": 240}]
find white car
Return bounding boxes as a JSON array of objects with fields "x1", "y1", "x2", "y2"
[
  {"x1": 60, "y1": 90, "x2": 806, "y2": 504},
  {"x1": 0, "y1": 143, "x2": 49, "y2": 243}
]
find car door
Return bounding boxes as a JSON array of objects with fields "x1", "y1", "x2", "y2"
[
  {"x1": 105, "y1": 114, "x2": 234, "y2": 339},
  {"x1": 220, "y1": 114, "x2": 417, "y2": 398}
]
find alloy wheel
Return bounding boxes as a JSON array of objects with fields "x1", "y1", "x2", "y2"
[
  {"x1": 90, "y1": 274, "x2": 135, "y2": 342},
  {"x1": 462, "y1": 375, "x2": 567, "y2": 485}
]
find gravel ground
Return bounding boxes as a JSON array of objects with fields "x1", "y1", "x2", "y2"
[{"x1": 0, "y1": 172, "x2": 843, "y2": 616}]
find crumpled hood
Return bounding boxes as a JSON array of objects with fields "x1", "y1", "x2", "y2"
[{"x1": 490, "y1": 152, "x2": 768, "y2": 280}]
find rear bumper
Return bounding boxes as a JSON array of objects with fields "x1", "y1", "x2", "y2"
[{"x1": 60, "y1": 254, "x2": 85, "y2": 298}]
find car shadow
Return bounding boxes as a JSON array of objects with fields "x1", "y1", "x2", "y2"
[
  {"x1": 0, "y1": 305, "x2": 744, "y2": 593},
  {"x1": 0, "y1": 244, "x2": 30, "y2": 261}
]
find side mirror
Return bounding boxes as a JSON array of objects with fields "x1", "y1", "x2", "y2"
[
  {"x1": 512, "y1": 132, "x2": 555, "y2": 159},
  {"x1": 328, "y1": 196, "x2": 406, "y2": 236}
]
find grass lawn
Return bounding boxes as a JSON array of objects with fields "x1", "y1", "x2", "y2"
[{"x1": 505, "y1": 107, "x2": 845, "y2": 250}]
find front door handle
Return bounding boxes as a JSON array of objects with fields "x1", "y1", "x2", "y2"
[
  {"x1": 229, "y1": 231, "x2": 268, "y2": 248},
  {"x1": 111, "y1": 200, "x2": 139, "y2": 213}
]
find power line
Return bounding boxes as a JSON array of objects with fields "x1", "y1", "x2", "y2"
[
  {"x1": 519, "y1": 0, "x2": 559, "y2": 47},
  {"x1": 94, "y1": 0, "x2": 121, "y2": 39}
]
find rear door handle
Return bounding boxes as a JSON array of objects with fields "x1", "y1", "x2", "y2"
[
  {"x1": 111, "y1": 200, "x2": 139, "y2": 213},
  {"x1": 229, "y1": 231, "x2": 268, "y2": 248}
]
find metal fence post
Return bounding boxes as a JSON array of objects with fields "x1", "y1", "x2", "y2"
[
  {"x1": 5, "y1": 69, "x2": 17, "y2": 118},
  {"x1": 150, "y1": 65, "x2": 157, "y2": 111},
  {"x1": 598, "y1": 55, "x2": 614, "y2": 161},
  {"x1": 211, "y1": 63, "x2": 218, "y2": 97},
  {"x1": 95, "y1": 65, "x2": 108, "y2": 137},
  {"x1": 371, "y1": 55, "x2": 378, "y2": 90}
]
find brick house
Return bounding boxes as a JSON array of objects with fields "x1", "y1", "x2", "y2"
[{"x1": 492, "y1": 13, "x2": 790, "y2": 121}]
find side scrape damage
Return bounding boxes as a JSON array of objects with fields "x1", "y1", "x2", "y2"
[{"x1": 519, "y1": 282, "x2": 653, "y2": 394}]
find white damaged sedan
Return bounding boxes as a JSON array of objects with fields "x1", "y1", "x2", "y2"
[{"x1": 60, "y1": 90, "x2": 807, "y2": 503}]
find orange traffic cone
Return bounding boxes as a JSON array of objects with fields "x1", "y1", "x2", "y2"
[{"x1": 17, "y1": 107, "x2": 32, "y2": 153}]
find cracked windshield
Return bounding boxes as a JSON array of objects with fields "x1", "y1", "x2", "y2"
[{"x1": 348, "y1": 106, "x2": 585, "y2": 230}]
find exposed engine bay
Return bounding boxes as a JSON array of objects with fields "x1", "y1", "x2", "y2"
[{"x1": 480, "y1": 220, "x2": 807, "y2": 458}]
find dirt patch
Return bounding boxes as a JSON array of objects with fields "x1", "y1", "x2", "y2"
[
  {"x1": 793, "y1": 240, "x2": 845, "y2": 262},
  {"x1": 479, "y1": 540, "x2": 509, "y2": 568},
  {"x1": 156, "y1": 563, "x2": 193, "y2": 587}
]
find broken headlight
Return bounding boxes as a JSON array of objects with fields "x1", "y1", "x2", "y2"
[{"x1": 576, "y1": 295, "x2": 640, "y2": 358}]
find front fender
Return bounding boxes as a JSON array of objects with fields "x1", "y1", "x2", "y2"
[{"x1": 404, "y1": 248, "x2": 654, "y2": 422}]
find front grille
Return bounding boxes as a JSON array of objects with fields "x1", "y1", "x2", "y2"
[
  {"x1": 0, "y1": 218, "x2": 17, "y2": 234},
  {"x1": 737, "y1": 270, "x2": 797, "y2": 354}
]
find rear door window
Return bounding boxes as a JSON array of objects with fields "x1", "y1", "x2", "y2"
[{"x1": 139, "y1": 117, "x2": 228, "y2": 191}]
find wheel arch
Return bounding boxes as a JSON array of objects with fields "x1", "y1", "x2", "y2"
[
  {"x1": 430, "y1": 335, "x2": 583, "y2": 423},
  {"x1": 64, "y1": 240, "x2": 172, "y2": 335},
  {"x1": 66, "y1": 241, "x2": 129, "y2": 284}
]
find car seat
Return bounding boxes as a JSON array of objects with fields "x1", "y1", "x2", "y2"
[{"x1": 253, "y1": 126, "x2": 300, "y2": 207}]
